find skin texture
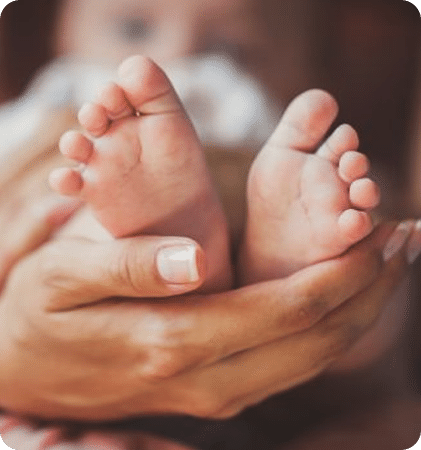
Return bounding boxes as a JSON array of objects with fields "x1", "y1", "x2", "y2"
[
  {"x1": 0, "y1": 191, "x2": 411, "y2": 421},
  {"x1": 49, "y1": 0, "x2": 402, "y2": 377},
  {"x1": 0, "y1": 1, "x2": 417, "y2": 448},
  {"x1": 50, "y1": 55, "x2": 233, "y2": 294},
  {"x1": 0, "y1": 94, "x2": 412, "y2": 450},
  {"x1": 240, "y1": 89, "x2": 380, "y2": 282}
]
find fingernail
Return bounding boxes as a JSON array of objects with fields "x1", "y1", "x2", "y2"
[
  {"x1": 407, "y1": 220, "x2": 421, "y2": 264},
  {"x1": 157, "y1": 244, "x2": 200, "y2": 284},
  {"x1": 383, "y1": 221, "x2": 413, "y2": 262}
]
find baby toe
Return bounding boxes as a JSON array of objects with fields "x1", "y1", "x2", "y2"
[
  {"x1": 349, "y1": 178, "x2": 381, "y2": 210},
  {"x1": 98, "y1": 82, "x2": 133, "y2": 120},
  {"x1": 117, "y1": 55, "x2": 180, "y2": 114},
  {"x1": 338, "y1": 209, "x2": 373, "y2": 244},
  {"x1": 59, "y1": 130, "x2": 94, "y2": 163},
  {"x1": 317, "y1": 124, "x2": 360, "y2": 164},
  {"x1": 49, "y1": 167, "x2": 84, "y2": 196},
  {"x1": 78, "y1": 102, "x2": 110, "y2": 137},
  {"x1": 338, "y1": 151, "x2": 370, "y2": 183},
  {"x1": 269, "y1": 89, "x2": 339, "y2": 153}
]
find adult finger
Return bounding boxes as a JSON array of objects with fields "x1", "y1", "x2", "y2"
[
  {"x1": 12, "y1": 235, "x2": 206, "y2": 311},
  {"x1": 175, "y1": 232, "x2": 410, "y2": 419},
  {"x1": 49, "y1": 222, "x2": 405, "y2": 382},
  {"x1": 138, "y1": 222, "x2": 400, "y2": 374}
]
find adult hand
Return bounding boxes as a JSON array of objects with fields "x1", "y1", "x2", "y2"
[
  {"x1": 0, "y1": 194, "x2": 82, "y2": 286},
  {"x1": 0, "y1": 192, "x2": 198, "y2": 447},
  {"x1": 0, "y1": 212, "x2": 415, "y2": 421}
]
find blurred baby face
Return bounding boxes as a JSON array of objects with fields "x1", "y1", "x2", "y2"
[
  {"x1": 53, "y1": 0, "x2": 281, "y2": 150},
  {"x1": 55, "y1": 0, "x2": 267, "y2": 69}
]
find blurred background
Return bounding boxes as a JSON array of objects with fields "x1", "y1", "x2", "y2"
[
  {"x1": 0, "y1": 0, "x2": 421, "y2": 448},
  {"x1": 1, "y1": 0, "x2": 420, "y2": 208}
]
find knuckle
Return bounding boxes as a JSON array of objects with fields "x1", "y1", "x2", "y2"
[
  {"x1": 139, "y1": 349, "x2": 189, "y2": 382},
  {"x1": 108, "y1": 242, "x2": 148, "y2": 293},
  {"x1": 35, "y1": 241, "x2": 72, "y2": 289},
  {"x1": 133, "y1": 311, "x2": 214, "y2": 382},
  {"x1": 20, "y1": 244, "x2": 65, "y2": 286},
  {"x1": 38, "y1": 252, "x2": 62, "y2": 286},
  {"x1": 140, "y1": 343, "x2": 213, "y2": 382},
  {"x1": 19, "y1": 239, "x2": 82, "y2": 311},
  {"x1": 288, "y1": 296, "x2": 329, "y2": 330}
]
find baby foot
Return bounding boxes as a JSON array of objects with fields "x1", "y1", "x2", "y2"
[
  {"x1": 239, "y1": 89, "x2": 380, "y2": 283},
  {"x1": 49, "y1": 55, "x2": 232, "y2": 292}
]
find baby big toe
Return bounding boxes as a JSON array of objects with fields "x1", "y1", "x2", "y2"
[
  {"x1": 59, "y1": 131, "x2": 93, "y2": 163},
  {"x1": 117, "y1": 55, "x2": 181, "y2": 114},
  {"x1": 269, "y1": 89, "x2": 339, "y2": 152},
  {"x1": 349, "y1": 178, "x2": 381, "y2": 210},
  {"x1": 338, "y1": 151, "x2": 370, "y2": 183},
  {"x1": 78, "y1": 102, "x2": 110, "y2": 137},
  {"x1": 338, "y1": 209, "x2": 373, "y2": 244},
  {"x1": 49, "y1": 167, "x2": 83, "y2": 196}
]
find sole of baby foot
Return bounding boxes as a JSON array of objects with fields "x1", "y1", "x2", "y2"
[
  {"x1": 239, "y1": 90, "x2": 380, "y2": 284},
  {"x1": 50, "y1": 55, "x2": 232, "y2": 292}
]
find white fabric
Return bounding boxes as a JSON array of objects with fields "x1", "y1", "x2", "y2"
[{"x1": 0, "y1": 55, "x2": 281, "y2": 158}]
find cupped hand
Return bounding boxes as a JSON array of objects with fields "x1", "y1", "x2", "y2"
[{"x1": 0, "y1": 203, "x2": 413, "y2": 421}]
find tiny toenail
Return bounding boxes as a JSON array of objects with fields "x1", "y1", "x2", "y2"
[
  {"x1": 383, "y1": 221, "x2": 413, "y2": 262},
  {"x1": 407, "y1": 220, "x2": 421, "y2": 264},
  {"x1": 135, "y1": 110, "x2": 141, "y2": 117},
  {"x1": 156, "y1": 244, "x2": 200, "y2": 284},
  {"x1": 118, "y1": 59, "x2": 141, "y2": 86}
]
